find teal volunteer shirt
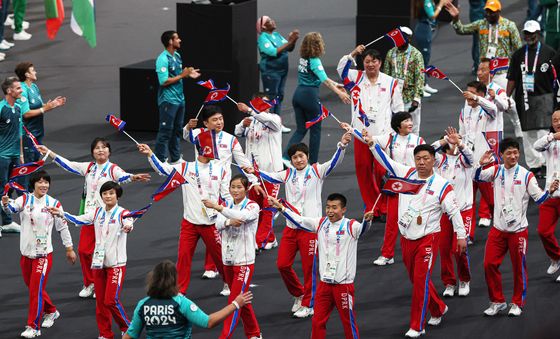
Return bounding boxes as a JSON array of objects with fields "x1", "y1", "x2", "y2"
[
  {"x1": 0, "y1": 100, "x2": 23, "y2": 158},
  {"x1": 156, "y1": 50, "x2": 185, "y2": 106},
  {"x1": 297, "y1": 57, "x2": 328, "y2": 87}
]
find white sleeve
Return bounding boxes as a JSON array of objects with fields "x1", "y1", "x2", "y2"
[
  {"x1": 282, "y1": 209, "x2": 321, "y2": 232},
  {"x1": 458, "y1": 109, "x2": 465, "y2": 136},
  {"x1": 234, "y1": 120, "x2": 248, "y2": 138},
  {"x1": 478, "y1": 96, "x2": 497, "y2": 120},
  {"x1": 231, "y1": 138, "x2": 259, "y2": 184},
  {"x1": 441, "y1": 188, "x2": 467, "y2": 239},
  {"x1": 390, "y1": 83, "x2": 405, "y2": 112},
  {"x1": 184, "y1": 127, "x2": 202, "y2": 143},
  {"x1": 493, "y1": 91, "x2": 509, "y2": 112},
  {"x1": 64, "y1": 209, "x2": 96, "y2": 226},
  {"x1": 316, "y1": 143, "x2": 347, "y2": 178},
  {"x1": 148, "y1": 154, "x2": 182, "y2": 177},
  {"x1": 369, "y1": 143, "x2": 412, "y2": 177},
  {"x1": 220, "y1": 202, "x2": 260, "y2": 222},
  {"x1": 527, "y1": 173, "x2": 550, "y2": 204},
  {"x1": 473, "y1": 164, "x2": 499, "y2": 182},
  {"x1": 458, "y1": 145, "x2": 475, "y2": 168},
  {"x1": 349, "y1": 219, "x2": 370, "y2": 239},
  {"x1": 336, "y1": 55, "x2": 358, "y2": 80},
  {"x1": 3, "y1": 195, "x2": 25, "y2": 214},
  {"x1": 534, "y1": 133, "x2": 554, "y2": 152},
  {"x1": 215, "y1": 212, "x2": 228, "y2": 232},
  {"x1": 53, "y1": 204, "x2": 73, "y2": 248},
  {"x1": 250, "y1": 110, "x2": 282, "y2": 132},
  {"x1": 219, "y1": 167, "x2": 232, "y2": 202},
  {"x1": 260, "y1": 169, "x2": 287, "y2": 184},
  {"x1": 53, "y1": 155, "x2": 90, "y2": 176},
  {"x1": 110, "y1": 164, "x2": 133, "y2": 185}
]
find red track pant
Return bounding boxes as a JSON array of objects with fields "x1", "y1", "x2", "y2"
[
  {"x1": 354, "y1": 138, "x2": 387, "y2": 216},
  {"x1": 380, "y1": 194, "x2": 399, "y2": 259},
  {"x1": 439, "y1": 209, "x2": 472, "y2": 286},
  {"x1": 401, "y1": 233, "x2": 446, "y2": 332},
  {"x1": 483, "y1": 227, "x2": 528, "y2": 307},
  {"x1": 78, "y1": 224, "x2": 95, "y2": 287},
  {"x1": 178, "y1": 219, "x2": 224, "y2": 293},
  {"x1": 537, "y1": 198, "x2": 560, "y2": 261},
  {"x1": 276, "y1": 227, "x2": 318, "y2": 308},
  {"x1": 311, "y1": 281, "x2": 360, "y2": 339},
  {"x1": 93, "y1": 266, "x2": 129, "y2": 339},
  {"x1": 249, "y1": 181, "x2": 280, "y2": 249},
  {"x1": 472, "y1": 181, "x2": 494, "y2": 238},
  {"x1": 220, "y1": 264, "x2": 260, "y2": 339},
  {"x1": 20, "y1": 254, "x2": 56, "y2": 330}
]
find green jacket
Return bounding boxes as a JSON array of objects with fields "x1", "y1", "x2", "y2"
[{"x1": 541, "y1": 0, "x2": 560, "y2": 33}]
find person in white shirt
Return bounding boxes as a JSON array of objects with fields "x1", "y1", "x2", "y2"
[
  {"x1": 185, "y1": 105, "x2": 264, "y2": 279},
  {"x1": 202, "y1": 174, "x2": 262, "y2": 339},
  {"x1": 2, "y1": 170, "x2": 76, "y2": 339},
  {"x1": 458, "y1": 81, "x2": 498, "y2": 234},
  {"x1": 49, "y1": 181, "x2": 136, "y2": 339},
  {"x1": 474, "y1": 138, "x2": 559, "y2": 317},
  {"x1": 432, "y1": 128, "x2": 474, "y2": 297},
  {"x1": 337, "y1": 47, "x2": 404, "y2": 218},
  {"x1": 36, "y1": 139, "x2": 150, "y2": 299},
  {"x1": 364, "y1": 132, "x2": 467, "y2": 338},
  {"x1": 137, "y1": 136, "x2": 231, "y2": 296},
  {"x1": 246, "y1": 132, "x2": 351, "y2": 318},
  {"x1": 235, "y1": 93, "x2": 283, "y2": 250},
  {"x1": 534, "y1": 110, "x2": 560, "y2": 280},
  {"x1": 268, "y1": 193, "x2": 370, "y2": 339}
]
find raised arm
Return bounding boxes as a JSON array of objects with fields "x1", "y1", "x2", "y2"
[
  {"x1": 36, "y1": 145, "x2": 90, "y2": 176},
  {"x1": 316, "y1": 132, "x2": 351, "y2": 178},
  {"x1": 534, "y1": 132, "x2": 558, "y2": 152},
  {"x1": 268, "y1": 196, "x2": 320, "y2": 232},
  {"x1": 1, "y1": 194, "x2": 25, "y2": 214},
  {"x1": 473, "y1": 151, "x2": 500, "y2": 182},
  {"x1": 364, "y1": 131, "x2": 411, "y2": 177}
]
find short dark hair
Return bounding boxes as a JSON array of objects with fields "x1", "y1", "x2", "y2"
[
  {"x1": 327, "y1": 193, "x2": 347, "y2": 208},
  {"x1": 230, "y1": 174, "x2": 249, "y2": 190},
  {"x1": 363, "y1": 49, "x2": 382, "y2": 62},
  {"x1": 2, "y1": 76, "x2": 20, "y2": 95},
  {"x1": 479, "y1": 57, "x2": 491, "y2": 65},
  {"x1": 413, "y1": 144, "x2": 436, "y2": 156},
  {"x1": 29, "y1": 170, "x2": 51, "y2": 192},
  {"x1": 14, "y1": 62, "x2": 34, "y2": 82},
  {"x1": 90, "y1": 137, "x2": 111, "y2": 157},
  {"x1": 147, "y1": 260, "x2": 179, "y2": 299},
  {"x1": 99, "y1": 181, "x2": 123, "y2": 198},
  {"x1": 252, "y1": 92, "x2": 269, "y2": 100},
  {"x1": 391, "y1": 112, "x2": 412, "y2": 133},
  {"x1": 466, "y1": 80, "x2": 486, "y2": 94},
  {"x1": 499, "y1": 137, "x2": 520, "y2": 153},
  {"x1": 288, "y1": 143, "x2": 309, "y2": 159},
  {"x1": 161, "y1": 30, "x2": 177, "y2": 48},
  {"x1": 201, "y1": 105, "x2": 223, "y2": 122}
]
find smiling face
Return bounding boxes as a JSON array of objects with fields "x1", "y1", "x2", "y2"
[
  {"x1": 6, "y1": 81, "x2": 23, "y2": 100},
  {"x1": 33, "y1": 178, "x2": 50, "y2": 198},
  {"x1": 229, "y1": 178, "x2": 247, "y2": 203},
  {"x1": 101, "y1": 188, "x2": 118, "y2": 208},
  {"x1": 501, "y1": 147, "x2": 520, "y2": 168},
  {"x1": 263, "y1": 18, "x2": 276, "y2": 31},
  {"x1": 398, "y1": 118, "x2": 414, "y2": 135},
  {"x1": 203, "y1": 113, "x2": 224, "y2": 132},
  {"x1": 290, "y1": 151, "x2": 309, "y2": 170},
  {"x1": 325, "y1": 199, "x2": 346, "y2": 223},
  {"x1": 363, "y1": 55, "x2": 381, "y2": 77},
  {"x1": 92, "y1": 141, "x2": 110, "y2": 163}
]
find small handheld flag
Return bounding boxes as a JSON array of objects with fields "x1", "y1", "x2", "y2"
[
  {"x1": 357, "y1": 100, "x2": 370, "y2": 127},
  {"x1": 279, "y1": 198, "x2": 301, "y2": 215},
  {"x1": 305, "y1": 105, "x2": 331, "y2": 129},
  {"x1": 196, "y1": 130, "x2": 220, "y2": 160},
  {"x1": 381, "y1": 177, "x2": 426, "y2": 195},
  {"x1": 3, "y1": 181, "x2": 28, "y2": 195},
  {"x1": 249, "y1": 97, "x2": 273, "y2": 113},
  {"x1": 106, "y1": 114, "x2": 126, "y2": 131},
  {"x1": 422, "y1": 65, "x2": 463, "y2": 93},
  {"x1": 251, "y1": 154, "x2": 269, "y2": 197},
  {"x1": 204, "y1": 84, "x2": 230, "y2": 104},
  {"x1": 489, "y1": 57, "x2": 509, "y2": 75},
  {"x1": 385, "y1": 28, "x2": 407, "y2": 48},
  {"x1": 151, "y1": 169, "x2": 187, "y2": 202},
  {"x1": 122, "y1": 203, "x2": 153, "y2": 219},
  {"x1": 23, "y1": 126, "x2": 41, "y2": 150},
  {"x1": 197, "y1": 79, "x2": 217, "y2": 90},
  {"x1": 10, "y1": 160, "x2": 45, "y2": 180}
]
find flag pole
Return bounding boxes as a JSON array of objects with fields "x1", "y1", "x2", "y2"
[
  {"x1": 194, "y1": 104, "x2": 205, "y2": 120},
  {"x1": 122, "y1": 130, "x2": 140, "y2": 145},
  {"x1": 364, "y1": 35, "x2": 384, "y2": 48},
  {"x1": 329, "y1": 113, "x2": 343, "y2": 126},
  {"x1": 226, "y1": 95, "x2": 238, "y2": 105},
  {"x1": 447, "y1": 79, "x2": 464, "y2": 94}
]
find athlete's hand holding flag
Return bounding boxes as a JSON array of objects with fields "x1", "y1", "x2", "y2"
[{"x1": 105, "y1": 114, "x2": 141, "y2": 145}]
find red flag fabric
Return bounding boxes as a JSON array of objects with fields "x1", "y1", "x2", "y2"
[
  {"x1": 122, "y1": 203, "x2": 153, "y2": 219},
  {"x1": 23, "y1": 126, "x2": 41, "y2": 149},
  {"x1": 305, "y1": 104, "x2": 330, "y2": 129},
  {"x1": 489, "y1": 57, "x2": 509, "y2": 74},
  {"x1": 381, "y1": 177, "x2": 425, "y2": 195},
  {"x1": 105, "y1": 114, "x2": 126, "y2": 131},
  {"x1": 10, "y1": 160, "x2": 45, "y2": 180},
  {"x1": 357, "y1": 100, "x2": 370, "y2": 127},
  {"x1": 45, "y1": 0, "x2": 65, "y2": 40},
  {"x1": 249, "y1": 97, "x2": 273, "y2": 113},
  {"x1": 197, "y1": 79, "x2": 217, "y2": 90},
  {"x1": 279, "y1": 198, "x2": 301, "y2": 215},
  {"x1": 196, "y1": 130, "x2": 220, "y2": 160},
  {"x1": 204, "y1": 84, "x2": 230, "y2": 104},
  {"x1": 422, "y1": 66, "x2": 448, "y2": 80},
  {"x1": 3, "y1": 181, "x2": 27, "y2": 195},
  {"x1": 151, "y1": 169, "x2": 186, "y2": 202},
  {"x1": 385, "y1": 28, "x2": 407, "y2": 47}
]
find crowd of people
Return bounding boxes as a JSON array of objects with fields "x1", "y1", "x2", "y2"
[
  {"x1": 2, "y1": 0, "x2": 560, "y2": 338},
  {"x1": 0, "y1": 2, "x2": 33, "y2": 62}
]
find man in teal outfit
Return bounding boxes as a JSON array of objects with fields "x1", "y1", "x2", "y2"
[{"x1": 155, "y1": 30, "x2": 201, "y2": 163}]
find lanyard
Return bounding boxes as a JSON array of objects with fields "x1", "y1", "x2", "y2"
[
  {"x1": 524, "y1": 42, "x2": 541, "y2": 74},
  {"x1": 465, "y1": 106, "x2": 484, "y2": 133},
  {"x1": 29, "y1": 195, "x2": 50, "y2": 235},
  {"x1": 90, "y1": 162, "x2": 111, "y2": 190},
  {"x1": 390, "y1": 133, "x2": 412, "y2": 164},
  {"x1": 441, "y1": 155, "x2": 458, "y2": 181},
  {"x1": 325, "y1": 219, "x2": 348, "y2": 257},
  {"x1": 232, "y1": 197, "x2": 249, "y2": 210},
  {"x1": 194, "y1": 160, "x2": 213, "y2": 197},
  {"x1": 488, "y1": 24, "x2": 499, "y2": 45},
  {"x1": 292, "y1": 166, "x2": 312, "y2": 205},
  {"x1": 96, "y1": 207, "x2": 119, "y2": 246},
  {"x1": 418, "y1": 175, "x2": 435, "y2": 208},
  {"x1": 500, "y1": 164, "x2": 520, "y2": 205},
  {"x1": 392, "y1": 46, "x2": 412, "y2": 79}
]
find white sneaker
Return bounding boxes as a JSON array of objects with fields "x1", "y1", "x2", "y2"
[
  {"x1": 2, "y1": 39, "x2": 15, "y2": 47},
  {"x1": 41, "y1": 310, "x2": 60, "y2": 328},
  {"x1": 13, "y1": 30, "x2": 32, "y2": 41},
  {"x1": 20, "y1": 326, "x2": 41, "y2": 338},
  {"x1": 281, "y1": 125, "x2": 291, "y2": 133},
  {"x1": 547, "y1": 259, "x2": 560, "y2": 275},
  {"x1": 424, "y1": 84, "x2": 438, "y2": 94},
  {"x1": 264, "y1": 240, "x2": 278, "y2": 250},
  {"x1": 458, "y1": 281, "x2": 470, "y2": 297},
  {"x1": 0, "y1": 40, "x2": 11, "y2": 50},
  {"x1": 373, "y1": 256, "x2": 394, "y2": 266},
  {"x1": 427, "y1": 305, "x2": 448, "y2": 326},
  {"x1": 478, "y1": 218, "x2": 491, "y2": 228},
  {"x1": 508, "y1": 304, "x2": 522, "y2": 317},
  {"x1": 291, "y1": 295, "x2": 303, "y2": 313},
  {"x1": 11, "y1": 21, "x2": 30, "y2": 30},
  {"x1": 404, "y1": 328, "x2": 425, "y2": 338},
  {"x1": 2, "y1": 221, "x2": 21, "y2": 233},
  {"x1": 78, "y1": 284, "x2": 95, "y2": 298},
  {"x1": 249, "y1": 335, "x2": 263, "y2": 339},
  {"x1": 422, "y1": 90, "x2": 432, "y2": 98},
  {"x1": 202, "y1": 270, "x2": 219, "y2": 279},
  {"x1": 483, "y1": 302, "x2": 507, "y2": 316},
  {"x1": 442, "y1": 285, "x2": 455, "y2": 297},
  {"x1": 4, "y1": 15, "x2": 14, "y2": 26},
  {"x1": 293, "y1": 306, "x2": 313, "y2": 318},
  {"x1": 220, "y1": 283, "x2": 230, "y2": 296}
]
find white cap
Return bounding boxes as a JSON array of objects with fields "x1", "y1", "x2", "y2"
[
  {"x1": 399, "y1": 26, "x2": 413, "y2": 36},
  {"x1": 523, "y1": 20, "x2": 540, "y2": 33}
]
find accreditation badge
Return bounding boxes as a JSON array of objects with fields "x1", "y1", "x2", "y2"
[
  {"x1": 323, "y1": 260, "x2": 339, "y2": 283},
  {"x1": 502, "y1": 204, "x2": 516, "y2": 226},
  {"x1": 91, "y1": 245, "x2": 105, "y2": 269},
  {"x1": 35, "y1": 234, "x2": 48, "y2": 257},
  {"x1": 224, "y1": 244, "x2": 235, "y2": 265},
  {"x1": 485, "y1": 45, "x2": 497, "y2": 59},
  {"x1": 522, "y1": 73, "x2": 535, "y2": 93},
  {"x1": 398, "y1": 210, "x2": 414, "y2": 229}
]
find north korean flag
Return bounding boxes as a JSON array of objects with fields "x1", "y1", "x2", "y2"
[
  {"x1": 196, "y1": 130, "x2": 220, "y2": 160},
  {"x1": 381, "y1": 177, "x2": 425, "y2": 195},
  {"x1": 249, "y1": 97, "x2": 273, "y2": 113},
  {"x1": 204, "y1": 84, "x2": 230, "y2": 104},
  {"x1": 151, "y1": 169, "x2": 187, "y2": 202},
  {"x1": 489, "y1": 57, "x2": 509, "y2": 75},
  {"x1": 279, "y1": 198, "x2": 301, "y2": 215},
  {"x1": 122, "y1": 203, "x2": 153, "y2": 219},
  {"x1": 105, "y1": 114, "x2": 126, "y2": 131},
  {"x1": 385, "y1": 28, "x2": 408, "y2": 48},
  {"x1": 23, "y1": 126, "x2": 41, "y2": 150},
  {"x1": 10, "y1": 160, "x2": 45, "y2": 180},
  {"x1": 3, "y1": 181, "x2": 27, "y2": 195},
  {"x1": 305, "y1": 104, "x2": 330, "y2": 129},
  {"x1": 357, "y1": 100, "x2": 370, "y2": 127},
  {"x1": 422, "y1": 66, "x2": 448, "y2": 80},
  {"x1": 197, "y1": 79, "x2": 217, "y2": 90}
]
